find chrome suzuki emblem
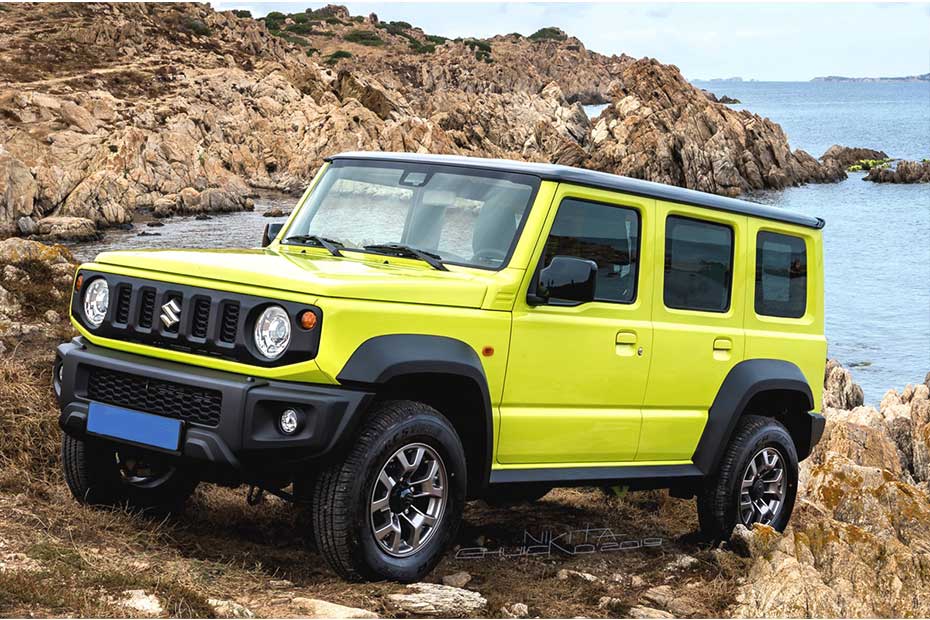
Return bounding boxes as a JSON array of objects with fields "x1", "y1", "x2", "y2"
[{"x1": 160, "y1": 299, "x2": 181, "y2": 329}]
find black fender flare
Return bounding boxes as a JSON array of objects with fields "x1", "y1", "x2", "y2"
[
  {"x1": 692, "y1": 359, "x2": 815, "y2": 475},
  {"x1": 337, "y1": 334, "x2": 494, "y2": 487}
]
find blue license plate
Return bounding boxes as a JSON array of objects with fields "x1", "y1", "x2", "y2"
[{"x1": 87, "y1": 402, "x2": 182, "y2": 451}]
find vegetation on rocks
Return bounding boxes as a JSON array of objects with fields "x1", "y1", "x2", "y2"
[{"x1": 528, "y1": 27, "x2": 568, "y2": 42}]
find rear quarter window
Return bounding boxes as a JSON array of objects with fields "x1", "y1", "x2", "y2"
[
  {"x1": 664, "y1": 215, "x2": 734, "y2": 313},
  {"x1": 755, "y1": 231, "x2": 807, "y2": 318}
]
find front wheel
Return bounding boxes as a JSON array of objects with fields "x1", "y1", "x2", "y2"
[
  {"x1": 696, "y1": 415, "x2": 798, "y2": 540},
  {"x1": 62, "y1": 434, "x2": 198, "y2": 514},
  {"x1": 311, "y1": 400, "x2": 466, "y2": 582}
]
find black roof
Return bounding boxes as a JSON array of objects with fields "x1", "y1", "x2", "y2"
[{"x1": 327, "y1": 152, "x2": 825, "y2": 230}]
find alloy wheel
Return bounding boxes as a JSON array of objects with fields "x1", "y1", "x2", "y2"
[
  {"x1": 739, "y1": 447, "x2": 787, "y2": 526},
  {"x1": 369, "y1": 443, "x2": 447, "y2": 557}
]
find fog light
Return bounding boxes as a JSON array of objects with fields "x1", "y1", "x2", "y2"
[{"x1": 279, "y1": 408, "x2": 301, "y2": 435}]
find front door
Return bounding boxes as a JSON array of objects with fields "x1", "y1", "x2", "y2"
[{"x1": 497, "y1": 186, "x2": 655, "y2": 465}]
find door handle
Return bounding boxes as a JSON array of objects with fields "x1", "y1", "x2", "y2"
[
  {"x1": 713, "y1": 338, "x2": 733, "y2": 351},
  {"x1": 616, "y1": 331, "x2": 637, "y2": 345}
]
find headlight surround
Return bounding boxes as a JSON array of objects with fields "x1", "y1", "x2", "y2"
[
  {"x1": 254, "y1": 305, "x2": 291, "y2": 360},
  {"x1": 82, "y1": 278, "x2": 109, "y2": 328}
]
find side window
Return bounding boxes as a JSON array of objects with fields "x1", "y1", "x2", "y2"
[
  {"x1": 664, "y1": 215, "x2": 733, "y2": 313},
  {"x1": 755, "y1": 231, "x2": 807, "y2": 318},
  {"x1": 541, "y1": 198, "x2": 640, "y2": 303}
]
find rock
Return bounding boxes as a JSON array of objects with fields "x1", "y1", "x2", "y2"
[
  {"x1": 208, "y1": 598, "x2": 255, "y2": 618},
  {"x1": 35, "y1": 216, "x2": 99, "y2": 241},
  {"x1": 268, "y1": 579, "x2": 293, "y2": 590},
  {"x1": 0, "y1": 238, "x2": 74, "y2": 265},
  {"x1": 441, "y1": 571, "x2": 472, "y2": 588},
  {"x1": 823, "y1": 359, "x2": 865, "y2": 410},
  {"x1": 865, "y1": 159, "x2": 930, "y2": 183},
  {"x1": 387, "y1": 583, "x2": 487, "y2": 617},
  {"x1": 628, "y1": 605, "x2": 674, "y2": 619},
  {"x1": 500, "y1": 602, "x2": 529, "y2": 618},
  {"x1": 630, "y1": 575, "x2": 645, "y2": 588},
  {"x1": 263, "y1": 208, "x2": 289, "y2": 218},
  {"x1": 597, "y1": 596, "x2": 624, "y2": 611},
  {"x1": 0, "y1": 552, "x2": 42, "y2": 573},
  {"x1": 291, "y1": 597, "x2": 378, "y2": 619},
  {"x1": 640, "y1": 585, "x2": 693, "y2": 616},
  {"x1": 116, "y1": 590, "x2": 163, "y2": 616},
  {"x1": 146, "y1": 221, "x2": 165, "y2": 227},
  {"x1": 44, "y1": 310, "x2": 60, "y2": 323},
  {"x1": 584, "y1": 58, "x2": 845, "y2": 196},
  {"x1": 728, "y1": 523, "x2": 781, "y2": 558},
  {"x1": 820, "y1": 145, "x2": 889, "y2": 168},
  {"x1": 16, "y1": 217, "x2": 37, "y2": 235},
  {"x1": 556, "y1": 568, "x2": 599, "y2": 582},
  {"x1": 667, "y1": 554, "x2": 699, "y2": 570},
  {"x1": 702, "y1": 90, "x2": 740, "y2": 104}
]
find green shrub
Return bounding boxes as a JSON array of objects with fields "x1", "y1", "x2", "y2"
[
  {"x1": 277, "y1": 32, "x2": 310, "y2": 47},
  {"x1": 344, "y1": 29, "x2": 384, "y2": 46},
  {"x1": 425, "y1": 34, "x2": 447, "y2": 45},
  {"x1": 464, "y1": 38, "x2": 491, "y2": 53},
  {"x1": 325, "y1": 50, "x2": 353, "y2": 64},
  {"x1": 325, "y1": 16, "x2": 346, "y2": 25},
  {"x1": 232, "y1": 9, "x2": 251, "y2": 18},
  {"x1": 528, "y1": 27, "x2": 567, "y2": 42},
  {"x1": 408, "y1": 39, "x2": 436, "y2": 54},
  {"x1": 285, "y1": 22, "x2": 321, "y2": 35},
  {"x1": 306, "y1": 48, "x2": 319, "y2": 56},
  {"x1": 181, "y1": 17, "x2": 211, "y2": 36}
]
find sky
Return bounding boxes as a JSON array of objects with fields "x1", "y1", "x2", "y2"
[{"x1": 212, "y1": 2, "x2": 930, "y2": 82}]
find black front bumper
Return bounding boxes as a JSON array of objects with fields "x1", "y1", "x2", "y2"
[{"x1": 56, "y1": 338, "x2": 373, "y2": 476}]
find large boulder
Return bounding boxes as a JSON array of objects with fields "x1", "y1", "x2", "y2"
[
  {"x1": 584, "y1": 58, "x2": 846, "y2": 196},
  {"x1": 823, "y1": 358, "x2": 865, "y2": 410},
  {"x1": 865, "y1": 159, "x2": 930, "y2": 183},
  {"x1": 820, "y1": 145, "x2": 889, "y2": 168}
]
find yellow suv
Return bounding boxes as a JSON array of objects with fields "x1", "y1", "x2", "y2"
[{"x1": 56, "y1": 152, "x2": 826, "y2": 582}]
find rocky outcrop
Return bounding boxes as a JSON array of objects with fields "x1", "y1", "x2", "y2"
[
  {"x1": 733, "y1": 363, "x2": 930, "y2": 617},
  {"x1": 0, "y1": 3, "x2": 846, "y2": 239},
  {"x1": 865, "y1": 159, "x2": 930, "y2": 183},
  {"x1": 820, "y1": 144, "x2": 889, "y2": 168},
  {"x1": 823, "y1": 358, "x2": 865, "y2": 410},
  {"x1": 584, "y1": 59, "x2": 846, "y2": 196},
  {"x1": 0, "y1": 238, "x2": 75, "y2": 341},
  {"x1": 702, "y1": 90, "x2": 740, "y2": 104}
]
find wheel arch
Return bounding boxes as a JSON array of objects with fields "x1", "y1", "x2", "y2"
[
  {"x1": 336, "y1": 334, "x2": 493, "y2": 496},
  {"x1": 693, "y1": 359, "x2": 817, "y2": 475}
]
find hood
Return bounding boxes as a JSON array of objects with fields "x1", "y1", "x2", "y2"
[{"x1": 92, "y1": 248, "x2": 493, "y2": 308}]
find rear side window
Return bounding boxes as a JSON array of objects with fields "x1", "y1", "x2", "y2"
[
  {"x1": 664, "y1": 216, "x2": 733, "y2": 312},
  {"x1": 542, "y1": 198, "x2": 640, "y2": 303},
  {"x1": 755, "y1": 231, "x2": 807, "y2": 318}
]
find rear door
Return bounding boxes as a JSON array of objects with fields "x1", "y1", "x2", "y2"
[
  {"x1": 497, "y1": 184, "x2": 655, "y2": 465},
  {"x1": 637, "y1": 202, "x2": 748, "y2": 463}
]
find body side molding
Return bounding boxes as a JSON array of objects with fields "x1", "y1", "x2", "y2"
[{"x1": 693, "y1": 358, "x2": 814, "y2": 475}]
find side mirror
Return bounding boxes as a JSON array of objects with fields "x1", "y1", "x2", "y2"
[
  {"x1": 262, "y1": 223, "x2": 284, "y2": 248},
  {"x1": 529, "y1": 256, "x2": 598, "y2": 305}
]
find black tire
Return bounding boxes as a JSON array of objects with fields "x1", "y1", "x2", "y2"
[
  {"x1": 697, "y1": 415, "x2": 798, "y2": 540},
  {"x1": 311, "y1": 400, "x2": 466, "y2": 582},
  {"x1": 482, "y1": 483, "x2": 552, "y2": 507},
  {"x1": 62, "y1": 433, "x2": 198, "y2": 514}
]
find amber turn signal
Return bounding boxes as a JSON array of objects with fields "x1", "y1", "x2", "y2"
[
  {"x1": 74, "y1": 273, "x2": 83, "y2": 291},
  {"x1": 299, "y1": 311, "x2": 318, "y2": 330}
]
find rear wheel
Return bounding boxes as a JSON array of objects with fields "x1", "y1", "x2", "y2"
[
  {"x1": 697, "y1": 415, "x2": 798, "y2": 540},
  {"x1": 311, "y1": 400, "x2": 466, "y2": 582},
  {"x1": 62, "y1": 434, "x2": 198, "y2": 514}
]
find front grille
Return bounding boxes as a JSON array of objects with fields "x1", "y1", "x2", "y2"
[
  {"x1": 219, "y1": 303, "x2": 239, "y2": 343},
  {"x1": 114, "y1": 285, "x2": 131, "y2": 324},
  {"x1": 138, "y1": 289, "x2": 156, "y2": 329},
  {"x1": 191, "y1": 298, "x2": 210, "y2": 339},
  {"x1": 71, "y1": 271, "x2": 322, "y2": 367},
  {"x1": 87, "y1": 367, "x2": 222, "y2": 427}
]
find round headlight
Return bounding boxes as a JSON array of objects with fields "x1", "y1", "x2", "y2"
[
  {"x1": 254, "y1": 305, "x2": 291, "y2": 360},
  {"x1": 82, "y1": 278, "x2": 109, "y2": 328}
]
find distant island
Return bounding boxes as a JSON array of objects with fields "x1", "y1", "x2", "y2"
[{"x1": 812, "y1": 72, "x2": 929, "y2": 83}]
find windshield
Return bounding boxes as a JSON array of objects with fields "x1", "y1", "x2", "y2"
[{"x1": 283, "y1": 160, "x2": 540, "y2": 269}]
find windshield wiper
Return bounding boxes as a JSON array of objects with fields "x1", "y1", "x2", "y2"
[
  {"x1": 363, "y1": 243, "x2": 448, "y2": 271},
  {"x1": 283, "y1": 234, "x2": 344, "y2": 257}
]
